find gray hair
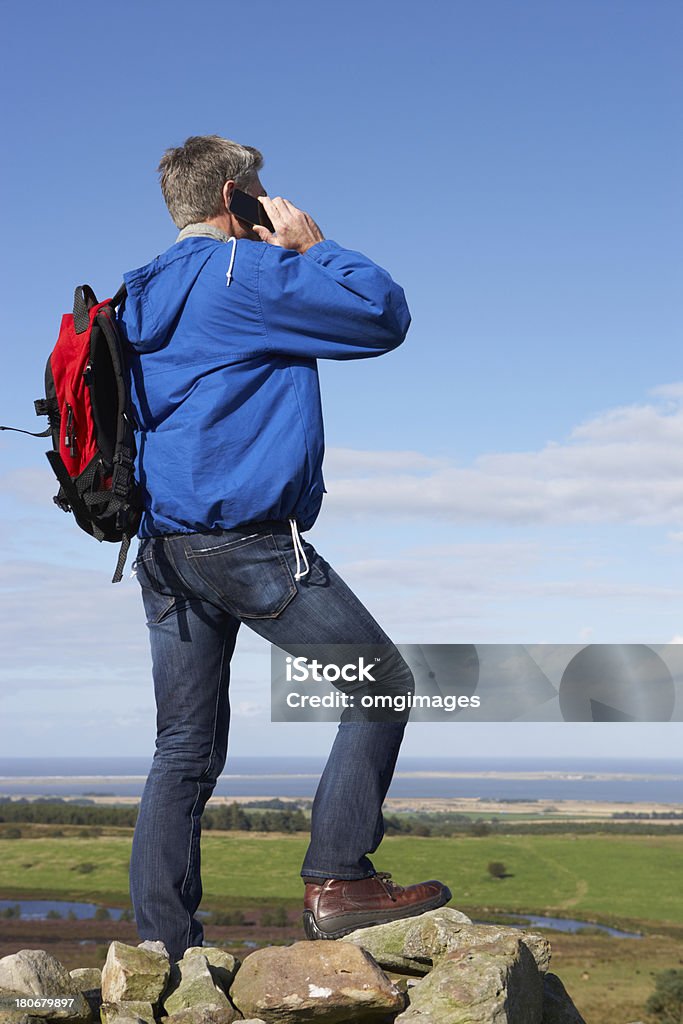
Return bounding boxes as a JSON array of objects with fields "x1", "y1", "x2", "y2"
[{"x1": 158, "y1": 135, "x2": 264, "y2": 228}]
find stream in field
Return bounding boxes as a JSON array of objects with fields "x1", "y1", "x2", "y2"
[{"x1": 0, "y1": 899, "x2": 642, "y2": 937}]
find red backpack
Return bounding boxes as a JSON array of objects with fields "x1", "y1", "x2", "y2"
[{"x1": 2, "y1": 285, "x2": 141, "y2": 581}]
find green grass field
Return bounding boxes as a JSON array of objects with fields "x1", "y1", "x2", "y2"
[
  {"x1": 1, "y1": 830, "x2": 681, "y2": 930},
  {"x1": 2, "y1": 829, "x2": 682, "y2": 1022}
]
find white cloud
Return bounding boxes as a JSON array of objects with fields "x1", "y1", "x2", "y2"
[
  {"x1": 323, "y1": 388, "x2": 683, "y2": 526},
  {"x1": 343, "y1": 552, "x2": 683, "y2": 601},
  {"x1": 650, "y1": 383, "x2": 683, "y2": 400}
]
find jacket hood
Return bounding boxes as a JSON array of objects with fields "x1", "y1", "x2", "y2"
[{"x1": 122, "y1": 237, "x2": 220, "y2": 353}]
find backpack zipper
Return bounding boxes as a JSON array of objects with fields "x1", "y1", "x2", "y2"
[{"x1": 64, "y1": 403, "x2": 76, "y2": 457}]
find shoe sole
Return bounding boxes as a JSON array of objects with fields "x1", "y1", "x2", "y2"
[{"x1": 302, "y1": 885, "x2": 452, "y2": 940}]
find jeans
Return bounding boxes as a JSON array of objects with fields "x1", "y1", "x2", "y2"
[{"x1": 129, "y1": 519, "x2": 414, "y2": 961}]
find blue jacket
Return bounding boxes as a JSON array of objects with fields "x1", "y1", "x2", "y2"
[{"x1": 120, "y1": 234, "x2": 410, "y2": 537}]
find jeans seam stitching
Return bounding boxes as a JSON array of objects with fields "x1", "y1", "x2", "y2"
[
  {"x1": 204, "y1": 632, "x2": 228, "y2": 779},
  {"x1": 181, "y1": 631, "x2": 228, "y2": 951},
  {"x1": 155, "y1": 534, "x2": 206, "y2": 955},
  {"x1": 182, "y1": 784, "x2": 202, "y2": 952},
  {"x1": 150, "y1": 595, "x2": 178, "y2": 624},
  {"x1": 186, "y1": 534, "x2": 266, "y2": 558}
]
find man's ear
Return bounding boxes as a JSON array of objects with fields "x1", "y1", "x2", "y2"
[{"x1": 222, "y1": 180, "x2": 235, "y2": 211}]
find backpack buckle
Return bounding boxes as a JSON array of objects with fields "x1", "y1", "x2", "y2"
[
  {"x1": 111, "y1": 448, "x2": 134, "y2": 495},
  {"x1": 53, "y1": 492, "x2": 71, "y2": 513}
]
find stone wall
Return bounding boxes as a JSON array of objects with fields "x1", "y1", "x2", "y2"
[{"x1": 0, "y1": 908, "x2": 588, "y2": 1023}]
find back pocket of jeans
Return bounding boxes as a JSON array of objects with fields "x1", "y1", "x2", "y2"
[{"x1": 185, "y1": 533, "x2": 297, "y2": 619}]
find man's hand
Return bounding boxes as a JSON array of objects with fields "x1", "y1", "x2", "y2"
[{"x1": 253, "y1": 196, "x2": 325, "y2": 254}]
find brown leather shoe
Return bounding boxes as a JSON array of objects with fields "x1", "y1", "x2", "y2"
[{"x1": 303, "y1": 871, "x2": 452, "y2": 939}]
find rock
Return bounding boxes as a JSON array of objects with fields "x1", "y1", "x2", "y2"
[
  {"x1": 0, "y1": 949, "x2": 92, "y2": 1021},
  {"x1": 342, "y1": 908, "x2": 472, "y2": 974},
  {"x1": 68, "y1": 967, "x2": 102, "y2": 1018},
  {"x1": 410, "y1": 921, "x2": 551, "y2": 976},
  {"x1": 0, "y1": 1012, "x2": 47, "y2": 1024},
  {"x1": 101, "y1": 941, "x2": 170, "y2": 1007},
  {"x1": 159, "y1": 1009, "x2": 240, "y2": 1024},
  {"x1": 182, "y1": 947, "x2": 240, "y2": 994},
  {"x1": 100, "y1": 1020, "x2": 148, "y2": 1024},
  {"x1": 68, "y1": 968, "x2": 101, "y2": 993},
  {"x1": 100, "y1": 1001, "x2": 155, "y2": 1023},
  {"x1": 396, "y1": 932, "x2": 543, "y2": 1023},
  {"x1": 161, "y1": 952, "x2": 236, "y2": 1020},
  {"x1": 230, "y1": 940, "x2": 405, "y2": 1023},
  {"x1": 516, "y1": 932, "x2": 551, "y2": 975},
  {"x1": 101, "y1": 1019, "x2": 149, "y2": 1024},
  {"x1": 137, "y1": 941, "x2": 170, "y2": 960},
  {"x1": 344, "y1": 909, "x2": 551, "y2": 978},
  {"x1": 542, "y1": 973, "x2": 587, "y2": 1023}
]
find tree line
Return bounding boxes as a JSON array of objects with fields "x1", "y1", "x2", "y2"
[
  {"x1": 2, "y1": 798, "x2": 682, "y2": 837},
  {"x1": 0, "y1": 798, "x2": 308, "y2": 832}
]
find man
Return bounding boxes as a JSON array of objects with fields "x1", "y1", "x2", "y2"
[{"x1": 120, "y1": 135, "x2": 450, "y2": 961}]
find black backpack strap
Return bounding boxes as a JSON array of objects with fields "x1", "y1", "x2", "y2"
[
  {"x1": 111, "y1": 283, "x2": 127, "y2": 308},
  {"x1": 112, "y1": 531, "x2": 133, "y2": 584},
  {"x1": 45, "y1": 450, "x2": 106, "y2": 541},
  {"x1": 0, "y1": 424, "x2": 51, "y2": 437},
  {"x1": 73, "y1": 285, "x2": 98, "y2": 334},
  {"x1": 93, "y1": 306, "x2": 139, "y2": 501}
]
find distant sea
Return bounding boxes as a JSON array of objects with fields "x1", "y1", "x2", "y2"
[{"x1": 0, "y1": 757, "x2": 682, "y2": 803}]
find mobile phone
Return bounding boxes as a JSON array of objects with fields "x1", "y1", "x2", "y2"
[{"x1": 230, "y1": 189, "x2": 274, "y2": 232}]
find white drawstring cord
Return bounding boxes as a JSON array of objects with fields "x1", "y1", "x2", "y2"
[
  {"x1": 225, "y1": 236, "x2": 237, "y2": 287},
  {"x1": 289, "y1": 518, "x2": 310, "y2": 580}
]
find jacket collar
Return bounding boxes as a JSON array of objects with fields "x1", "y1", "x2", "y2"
[{"x1": 175, "y1": 222, "x2": 232, "y2": 245}]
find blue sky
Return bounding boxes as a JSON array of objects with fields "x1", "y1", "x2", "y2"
[{"x1": 1, "y1": 0, "x2": 682, "y2": 761}]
